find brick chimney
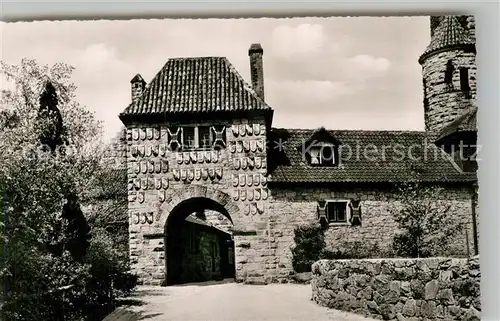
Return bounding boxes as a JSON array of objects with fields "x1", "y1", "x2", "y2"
[
  {"x1": 130, "y1": 74, "x2": 146, "y2": 103},
  {"x1": 248, "y1": 43, "x2": 265, "y2": 101}
]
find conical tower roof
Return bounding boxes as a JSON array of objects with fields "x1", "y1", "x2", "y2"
[{"x1": 419, "y1": 16, "x2": 475, "y2": 64}]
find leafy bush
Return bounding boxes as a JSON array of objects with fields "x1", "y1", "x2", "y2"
[
  {"x1": 80, "y1": 228, "x2": 136, "y2": 320},
  {"x1": 321, "y1": 241, "x2": 385, "y2": 260},
  {"x1": 291, "y1": 223, "x2": 325, "y2": 273},
  {"x1": 291, "y1": 224, "x2": 393, "y2": 273},
  {"x1": 390, "y1": 183, "x2": 464, "y2": 258}
]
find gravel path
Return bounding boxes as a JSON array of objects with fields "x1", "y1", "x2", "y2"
[{"x1": 115, "y1": 280, "x2": 376, "y2": 321}]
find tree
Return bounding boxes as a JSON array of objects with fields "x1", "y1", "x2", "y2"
[
  {"x1": 38, "y1": 80, "x2": 65, "y2": 153},
  {"x1": 390, "y1": 183, "x2": 464, "y2": 258},
  {"x1": 0, "y1": 59, "x2": 133, "y2": 321}
]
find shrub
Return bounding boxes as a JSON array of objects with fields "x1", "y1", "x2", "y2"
[
  {"x1": 81, "y1": 228, "x2": 136, "y2": 320},
  {"x1": 291, "y1": 223, "x2": 325, "y2": 273},
  {"x1": 390, "y1": 183, "x2": 464, "y2": 258},
  {"x1": 291, "y1": 223, "x2": 395, "y2": 273},
  {"x1": 322, "y1": 241, "x2": 389, "y2": 260}
]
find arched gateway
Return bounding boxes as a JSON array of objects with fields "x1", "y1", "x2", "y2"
[{"x1": 158, "y1": 187, "x2": 239, "y2": 285}]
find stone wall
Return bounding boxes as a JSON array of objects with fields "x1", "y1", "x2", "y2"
[
  {"x1": 311, "y1": 257, "x2": 481, "y2": 321},
  {"x1": 204, "y1": 210, "x2": 234, "y2": 234},
  {"x1": 268, "y1": 185, "x2": 476, "y2": 278}
]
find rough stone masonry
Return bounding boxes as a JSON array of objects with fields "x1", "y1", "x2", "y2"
[{"x1": 311, "y1": 257, "x2": 481, "y2": 321}]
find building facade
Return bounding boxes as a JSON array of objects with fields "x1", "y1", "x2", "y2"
[{"x1": 114, "y1": 16, "x2": 478, "y2": 285}]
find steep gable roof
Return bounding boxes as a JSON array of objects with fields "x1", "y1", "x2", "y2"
[
  {"x1": 419, "y1": 16, "x2": 475, "y2": 63},
  {"x1": 305, "y1": 126, "x2": 340, "y2": 146},
  {"x1": 268, "y1": 128, "x2": 477, "y2": 184},
  {"x1": 120, "y1": 57, "x2": 272, "y2": 118}
]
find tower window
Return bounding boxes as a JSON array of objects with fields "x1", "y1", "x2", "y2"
[
  {"x1": 423, "y1": 79, "x2": 429, "y2": 112},
  {"x1": 444, "y1": 60, "x2": 454, "y2": 86},
  {"x1": 460, "y1": 67, "x2": 471, "y2": 97}
]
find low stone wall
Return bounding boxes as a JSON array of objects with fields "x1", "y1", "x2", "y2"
[{"x1": 311, "y1": 257, "x2": 481, "y2": 321}]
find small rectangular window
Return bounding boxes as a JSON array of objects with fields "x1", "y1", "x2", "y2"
[
  {"x1": 183, "y1": 127, "x2": 196, "y2": 150},
  {"x1": 309, "y1": 145, "x2": 335, "y2": 166},
  {"x1": 198, "y1": 126, "x2": 212, "y2": 149},
  {"x1": 460, "y1": 68, "x2": 470, "y2": 92},
  {"x1": 326, "y1": 201, "x2": 348, "y2": 223}
]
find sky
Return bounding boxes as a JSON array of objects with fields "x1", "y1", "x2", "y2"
[{"x1": 0, "y1": 17, "x2": 431, "y2": 142}]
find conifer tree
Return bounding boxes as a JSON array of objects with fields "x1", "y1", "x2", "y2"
[{"x1": 38, "y1": 80, "x2": 65, "y2": 153}]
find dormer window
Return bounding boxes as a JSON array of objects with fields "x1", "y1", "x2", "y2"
[
  {"x1": 303, "y1": 127, "x2": 340, "y2": 167},
  {"x1": 309, "y1": 144, "x2": 336, "y2": 166}
]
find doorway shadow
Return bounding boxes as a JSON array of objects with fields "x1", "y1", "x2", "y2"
[{"x1": 169, "y1": 278, "x2": 235, "y2": 287}]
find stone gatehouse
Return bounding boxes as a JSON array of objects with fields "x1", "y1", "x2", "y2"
[{"x1": 113, "y1": 16, "x2": 479, "y2": 285}]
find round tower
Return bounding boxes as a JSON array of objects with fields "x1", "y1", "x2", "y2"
[{"x1": 419, "y1": 15, "x2": 476, "y2": 133}]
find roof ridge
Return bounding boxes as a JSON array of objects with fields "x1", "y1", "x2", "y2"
[
  {"x1": 169, "y1": 56, "x2": 226, "y2": 60},
  {"x1": 271, "y1": 127, "x2": 427, "y2": 134}
]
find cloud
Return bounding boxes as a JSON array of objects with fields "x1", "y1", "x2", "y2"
[
  {"x1": 348, "y1": 54, "x2": 391, "y2": 74},
  {"x1": 271, "y1": 24, "x2": 330, "y2": 59},
  {"x1": 76, "y1": 43, "x2": 123, "y2": 71}
]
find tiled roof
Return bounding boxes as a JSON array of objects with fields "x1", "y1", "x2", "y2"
[
  {"x1": 120, "y1": 57, "x2": 271, "y2": 117},
  {"x1": 436, "y1": 106, "x2": 478, "y2": 142},
  {"x1": 268, "y1": 128, "x2": 477, "y2": 184},
  {"x1": 419, "y1": 16, "x2": 475, "y2": 63}
]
